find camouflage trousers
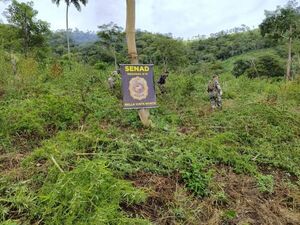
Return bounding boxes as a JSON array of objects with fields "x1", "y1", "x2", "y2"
[
  {"x1": 158, "y1": 84, "x2": 166, "y2": 94},
  {"x1": 108, "y1": 77, "x2": 115, "y2": 90},
  {"x1": 209, "y1": 92, "x2": 222, "y2": 109}
]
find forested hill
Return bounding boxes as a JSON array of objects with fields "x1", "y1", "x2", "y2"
[
  {"x1": 0, "y1": 0, "x2": 300, "y2": 224},
  {"x1": 1, "y1": 18, "x2": 298, "y2": 77},
  {"x1": 51, "y1": 29, "x2": 99, "y2": 45},
  {"x1": 46, "y1": 26, "x2": 299, "y2": 78},
  {"x1": 70, "y1": 29, "x2": 98, "y2": 44}
]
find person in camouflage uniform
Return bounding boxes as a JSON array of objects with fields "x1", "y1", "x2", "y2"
[
  {"x1": 207, "y1": 75, "x2": 222, "y2": 110},
  {"x1": 108, "y1": 70, "x2": 119, "y2": 90},
  {"x1": 157, "y1": 70, "x2": 169, "y2": 94},
  {"x1": 10, "y1": 54, "x2": 18, "y2": 76}
]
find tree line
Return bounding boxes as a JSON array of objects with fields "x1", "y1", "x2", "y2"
[{"x1": 1, "y1": 0, "x2": 300, "y2": 79}]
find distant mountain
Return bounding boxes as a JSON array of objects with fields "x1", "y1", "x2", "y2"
[
  {"x1": 70, "y1": 29, "x2": 98, "y2": 44},
  {"x1": 49, "y1": 29, "x2": 99, "y2": 55}
]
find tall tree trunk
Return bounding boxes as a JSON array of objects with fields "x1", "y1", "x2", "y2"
[
  {"x1": 66, "y1": 4, "x2": 71, "y2": 61},
  {"x1": 297, "y1": 53, "x2": 300, "y2": 77},
  {"x1": 126, "y1": 0, "x2": 151, "y2": 127},
  {"x1": 286, "y1": 37, "x2": 292, "y2": 81},
  {"x1": 163, "y1": 57, "x2": 167, "y2": 72},
  {"x1": 113, "y1": 46, "x2": 118, "y2": 71},
  {"x1": 24, "y1": 8, "x2": 28, "y2": 58},
  {"x1": 286, "y1": 25, "x2": 292, "y2": 81}
]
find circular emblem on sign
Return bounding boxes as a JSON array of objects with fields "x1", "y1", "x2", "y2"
[{"x1": 129, "y1": 77, "x2": 149, "y2": 100}]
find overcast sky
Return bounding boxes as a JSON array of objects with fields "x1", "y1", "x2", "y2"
[{"x1": 0, "y1": 0, "x2": 289, "y2": 39}]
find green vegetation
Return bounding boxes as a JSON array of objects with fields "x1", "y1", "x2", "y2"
[
  {"x1": 3, "y1": 0, "x2": 50, "y2": 58},
  {"x1": 0, "y1": 53, "x2": 299, "y2": 223},
  {"x1": 232, "y1": 52, "x2": 285, "y2": 78},
  {"x1": 51, "y1": 0, "x2": 88, "y2": 59},
  {"x1": 0, "y1": 0, "x2": 300, "y2": 224},
  {"x1": 260, "y1": 0, "x2": 300, "y2": 80}
]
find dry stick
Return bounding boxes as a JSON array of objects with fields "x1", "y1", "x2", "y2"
[
  {"x1": 75, "y1": 153, "x2": 98, "y2": 156},
  {"x1": 286, "y1": 25, "x2": 292, "y2": 81},
  {"x1": 50, "y1": 155, "x2": 64, "y2": 173},
  {"x1": 250, "y1": 58, "x2": 259, "y2": 77},
  {"x1": 0, "y1": 198, "x2": 11, "y2": 203},
  {"x1": 252, "y1": 153, "x2": 261, "y2": 161}
]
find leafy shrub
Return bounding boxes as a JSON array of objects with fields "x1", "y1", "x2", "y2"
[
  {"x1": 222, "y1": 209, "x2": 237, "y2": 221},
  {"x1": 182, "y1": 64, "x2": 202, "y2": 74},
  {"x1": 279, "y1": 79, "x2": 300, "y2": 105},
  {"x1": 179, "y1": 155, "x2": 213, "y2": 197},
  {"x1": 49, "y1": 61, "x2": 63, "y2": 78},
  {"x1": 0, "y1": 95, "x2": 82, "y2": 152},
  {"x1": 94, "y1": 61, "x2": 109, "y2": 70},
  {"x1": 246, "y1": 54, "x2": 284, "y2": 78},
  {"x1": 181, "y1": 75, "x2": 197, "y2": 97},
  {"x1": 9, "y1": 95, "x2": 80, "y2": 133},
  {"x1": 232, "y1": 54, "x2": 284, "y2": 78},
  {"x1": 0, "y1": 51, "x2": 13, "y2": 84},
  {"x1": 18, "y1": 57, "x2": 39, "y2": 79},
  {"x1": 37, "y1": 159, "x2": 147, "y2": 224},
  {"x1": 181, "y1": 165, "x2": 213, "y2": 197},
  {"x1": 22, "y1": 131, "x2": 96, "y2": 175},
  {"x1": 0, "y1": 178, "x2": 36, "y2": 223},
  {"x1": 257, "y1": 174, "x2": 274, "y2": 194},
  {"x1": 232, "y1": 59, "x2": 251, "y2": 77},
  {"x1": 0, "y1": 99, "x2": 46, "y2": 137},
  {"x1": 210, "y1": 61, "x2": 225, "y2": 74}
]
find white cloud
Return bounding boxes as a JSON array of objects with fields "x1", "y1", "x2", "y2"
[{"x1": 0, "y1": 0, "x2": 289, "y2": 38}]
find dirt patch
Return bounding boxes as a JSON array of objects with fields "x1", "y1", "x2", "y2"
[
  {"x1": 0, "y1": 153, "x2": 25, "y2": 171},
  {"x1": 12, "y1": 131, "x2": 43, "y2": 152},
  {"x1": 99, "y1": 121, "x2": 111, "y2": 130},
  {"x1": 123, "y1": 172, "x2": 180, "y2": 223},
  {"x1": 0, "y1": 152, "x2": 28, "y2": 180},
  {"x1": 123, "y1": 169, "x2": 300, "y2": 225},
  {"x1": 259, "y1": 164, "x2": 299, "y2": 183},
  {"x1": 0, "y1": 89, "x2": 4, "y2": 98},
  {"x1": 214, "y1": 167, "x2": 300, "y2": 225},
  {"x1": 178, "y1": 126, "x2": 197, "y2": 135},
  {"x1": 198, "y1": 105, "x2": 213, "y2": 117}
]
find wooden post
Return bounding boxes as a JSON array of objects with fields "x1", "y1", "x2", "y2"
[{"x1": 126, "y1": 0, "x2": 151, "y2": 127}]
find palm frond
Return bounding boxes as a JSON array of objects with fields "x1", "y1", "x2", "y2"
[
  {"x1": 51, "y1": 0, "x2": 61, "y2": 6},
  {"x1": 53, "y1": 0, "x2": 87, "y2": 11},
  {"x1": 80, "y1": 0, "x2": 88, "y2": 6},
  {"x1": 71, "y1": 0, "x2": 81, "y2": 11}
]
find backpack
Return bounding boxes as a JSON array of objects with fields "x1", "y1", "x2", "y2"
[
  {"x1": 207, "y1": 81, "x2": 214, "y2": 92},
  {"x1": 158, "y1": 75, "x2": 166, "y2": 85}
]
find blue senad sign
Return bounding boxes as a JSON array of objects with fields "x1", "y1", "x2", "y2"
[{"x1": 120, "y1": 64, "x2": 158, "y2": 109}]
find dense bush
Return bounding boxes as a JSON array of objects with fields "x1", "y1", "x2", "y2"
[
  {"x1": 232, "y1": 59, "x2": 251, "y2": 77},
  {"x1": 232, "y1": 54, "x2": 285, "y2": 78},
  {"x1": 188, "y1": 29, "x2": 269, "y2": 63},
  {"x1": 0, "y1": 94, "x2": 83, "y2": 152},
  {"x1": 247, "y1": 54, "x2": 285, "y2": 78}
]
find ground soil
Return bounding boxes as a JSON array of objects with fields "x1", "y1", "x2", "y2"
[
  {"x1": 124, "y1": 167, "x2": 300, "y2": 225},
  {"x1": 1, "y1": 151, "x2": 299, "y2": 225}
]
